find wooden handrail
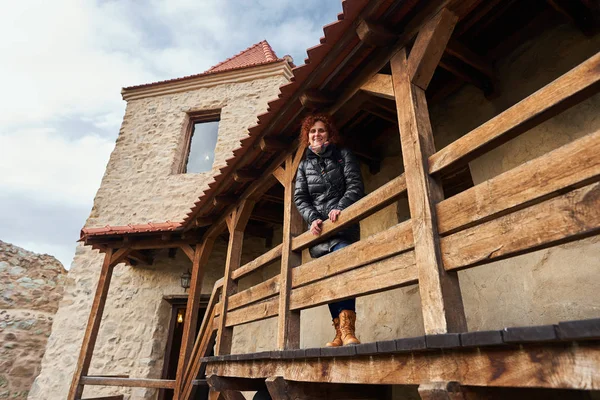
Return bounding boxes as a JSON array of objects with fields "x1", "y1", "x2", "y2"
[
  {"x1": 428, "y1": 52, "x2": 600, "y2": 176},
  {"x1": 231, "y1": 244, "x2": 282, "y2": 281},
  {"x1": 81, "y1": 376, "x2": 175, "y2": 389},
  {"x1": 291, "y1": 174, "x2": 407, "y2": 251}
]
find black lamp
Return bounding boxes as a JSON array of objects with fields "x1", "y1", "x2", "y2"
[{"x1": 180, "y1": 269, "x2": 191, "y2": 292}]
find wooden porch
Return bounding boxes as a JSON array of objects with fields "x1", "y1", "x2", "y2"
[{"x1": 70, "y1": 0, "x2": 600, "y2": 399}]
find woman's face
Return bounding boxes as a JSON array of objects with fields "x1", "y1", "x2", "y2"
[{"x1": 308, "y1": 121, "x2": 329, "y2": 148}]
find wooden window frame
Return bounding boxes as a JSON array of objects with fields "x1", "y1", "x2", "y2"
[{"x1": 178, "y1": 109, "x2": 221, "y2": 174}]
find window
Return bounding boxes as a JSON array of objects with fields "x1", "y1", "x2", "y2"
[{"x1": 181, "y1": 110, "x2": 220, "y2": 174}]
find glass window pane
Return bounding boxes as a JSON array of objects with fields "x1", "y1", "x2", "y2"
[{"x1": 186, "y1": 121, "x2": 219, "y2": 173}]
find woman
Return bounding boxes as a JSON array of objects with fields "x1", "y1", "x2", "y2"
[{"x1": 294, "y1": 113, "x2": 365, "y2": 347}]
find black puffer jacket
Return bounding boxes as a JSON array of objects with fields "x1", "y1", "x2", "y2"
[{"x1": 294, "y1": 144, "x2": 364, "y2": 258}]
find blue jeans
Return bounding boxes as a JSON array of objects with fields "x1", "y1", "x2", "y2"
[{"x1": 327, "y1": 241, "x2": 356, "y2": 319}]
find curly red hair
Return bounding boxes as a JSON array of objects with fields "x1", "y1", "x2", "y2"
[{"x1": 299, "y1": 113, "x2": 340, "y2": 148}]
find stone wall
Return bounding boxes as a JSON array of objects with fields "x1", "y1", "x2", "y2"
[
  {"x1": 30, "y1": 68, "x2": 290, "y2": 400},
  {"x1": 0, "y1": 240, "x2": 66, "y2": 400}
]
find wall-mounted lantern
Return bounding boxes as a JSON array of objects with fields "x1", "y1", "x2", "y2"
[{"x1": 180, "y1": 270, "x2": 191, "y2": 292}]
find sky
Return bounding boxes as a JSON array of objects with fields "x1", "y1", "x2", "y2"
[{"x1": 0, "y1": 0, "x2": 344, "y2": 269}]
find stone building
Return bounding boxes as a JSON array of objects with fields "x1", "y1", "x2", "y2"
[
  {"x1": 32, "y1": 1, "x2": 600, "y2": 400},
  {"x1": 0, "y1": 240, "x2": 66, "y2": 399}
]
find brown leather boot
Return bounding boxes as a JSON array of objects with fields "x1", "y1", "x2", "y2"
[
  {"x1": 339, "y1": 310, "x2": 360, "y2": 345},
  {"x1": 325, "y1": 318, "x2": 343, "y2": 347}
]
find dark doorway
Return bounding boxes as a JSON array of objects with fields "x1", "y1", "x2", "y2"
[{"x1": 159, "y1": 295, "x2": 210, "y2": 400}]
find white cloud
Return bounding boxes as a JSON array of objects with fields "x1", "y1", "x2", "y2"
[{"x1": 0, "y1": 128, "x2": 114, "y2": 206}]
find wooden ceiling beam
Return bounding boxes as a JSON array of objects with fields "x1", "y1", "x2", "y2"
[
  {"x1": 356, "y1": 19, "x2": 398, "y2": 47},
  {"x1": 299, "y1": 89, "x2": 334, "y2": 109},
  {"x1": 233, "y1": 168, "x2": 261, "y2": 183},
  {"x1": 128, "y1": 250, "x2": 154, "y2": 266},
  {"x1": 546, "y1": 0, "x2": 600, "y2": 36},
  {"x1": 259, "y1": 137, "x2": 288, "y2": 152},
  {"x1": 213, "y1": 195, "x2": 237, "y2": 208}
]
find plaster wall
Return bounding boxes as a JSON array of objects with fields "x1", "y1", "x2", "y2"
[{"x1": 30, "y1": 70, "x2": 290, "y2": 400}]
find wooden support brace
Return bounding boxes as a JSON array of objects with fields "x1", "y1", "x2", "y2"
[
  {"x1": 68, "y1": 249, "x2": 116, "y2": 400},
  {"x1": 360, "y1": 74, "x2": 394, "y2": 100},
  {"x1": 174, "y1": 238, "x2": 215, "y2": 397},
  {"x1": 266, "y1": 377, "x2": 391, "y2": 400},
  {"x1": 215, "y1": 200, "x2": 255, "y2": 355},
  {"x1": 391, "y1": 46, "x2": 466, "y2": 334},
  {"x1": 127, "y1": 250, "x2": 153, "y2": 266},
  {"x1": 213, "y1": 196, "x2": 237, "y2": 208},
  {"x1": 408, "y1": 8, "x2": 458, "y2": 90}
]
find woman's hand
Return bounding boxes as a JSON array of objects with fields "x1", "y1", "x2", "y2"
[
  {"x1": 328, "y1": 209, "x2": 341, "y2": 222},
  {"x1": 310, "y1": 219, "x2": 323, "y2": 236}
]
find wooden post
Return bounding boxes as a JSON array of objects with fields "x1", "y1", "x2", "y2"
[
  {"x1": 68, "y1": 248, "x2": 123, "y2": 400},
  {"x1": 390, "y1": 9, "x2": 467, "y2": 335},
  {"x1": 215, "y1": 200, "x2": 255, "y2": 355},
  {"x1": 174, "y1": 239, "x2": 215, "y2": 396},
  {"x1": 276, "y1": 152, "x2": 304, "y2": 350}
]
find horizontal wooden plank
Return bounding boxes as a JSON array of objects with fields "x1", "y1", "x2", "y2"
[
  {"x1": 292, "y1": 220, "x2": 414, "y2": 288},
  {"x1": 290, "y1": 251, "x2": 417, "y2": 311},
  {"x1": 225, "y1": 297, "x2": 279, "y2": 327},
  {"x1": 437, "y1": 129, "x2": 600, "y2": 235},
  {"x1": 429, "y1": 52, "x2": 600, "y2": 176},
  {"x1": 292, "y1": 174, "x2": 407, "y2": 251},
  {"x1": 442, "y1": 182, "x2": 600, "y2": 271},
  {"x1": 227, "y1": 275, "x2": 280, "y2": 311},
  {"x1": 81, "y1": 377, "x2": 175, "y2": 389},
  {"x1": 207, "y1": 342, "x2": 600, "y2": 389},
  {"x1": 360, "y1": 73, "x2": 394, "y2": 100},
  {"x1": 231, "y1": 244, "x2": 282, "y2": 281}
]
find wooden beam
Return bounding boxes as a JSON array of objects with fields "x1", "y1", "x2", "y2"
[
  {"x1": 360, "y1": 74, "x2": 394, "y2": 100},
  {"x1": 299, "y1": 89, "x2": 334, "y2": 109},
  {"x1": 546, "y1": 0, "x2": 600, "y2": 36},
  {"x1": 260, "y1": 137, "x2": 288, "y2": 152},
  {"x1": 445, "y1": 39, "x2": 494, "y2": 79},
  {"x1": 356, "y1": 19, "x2": 397, "y2": 46},
  {"x1": 180, "y1": 244, "x2": 195, "y2": 262},
  {"x1": 231, "y1": 244, "x2": 282, "y2": 281},
  {"x1": 228, "y1": 275, "x2": 280, "y2": 311},
  {"x1": 233, "y1": 168, "x2": 261, "y2": 183},
  {"x1": 81, "y1": 376, "x2": 176, "y2": 389},
  {"x1": 277, "y1": 155, "x2": 303, "y2": 350},
  {"x1": 439, "y1": 56, "x2": 493, "y2": 96},
  {"x1": 442, "y1": 182, "x2": 600, "y2": 272},
  {"x1": 215, "y1": 200, "x2": 255, "y2": 356},
  {"x1": 127, "y1": 250, "x2": 153, "y2": 266},
  {"x1": 108, "y1": 247, "x2": 130, "y2": 267},
  {"x1": 174, "y1": 238, "x2": 215, "y2": 399},
  {"x1": 437, "y1": 128, "x2": 600, "y2": 236},
  {"x1": 292, "y1": 174, "x2": 407, "y2": 251},
  {"x1": 68, "y1": 249, "x2": 115, "y2": 400},
  {"x1": 213, "y1": 196, "x2": 237, "y2": 208},
  {"x1": 266, "y1": 377, "x2": 391, "y2": 400},
  {"x1": 391, "y1": 47, "x2": 466, "y2": 334},
  {"x1": 206, "y1": 376, "x2": 266, "y2": 392},
  {"x1": 408, "y1": 8, "x2": 458, "y2": 90},
  {"x1": 418, "y1": 382, "x2": 464, "y2": 400},
  {"x1": 207, "y1": 342, "x2": 600, "y2": 389},
  {"x1": 428, "y1": 52, "x2": 600, "y2": 176}
]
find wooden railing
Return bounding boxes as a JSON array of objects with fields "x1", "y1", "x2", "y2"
[{"x1": 176, "y1": 50, "x2": 600, "y2": 400}]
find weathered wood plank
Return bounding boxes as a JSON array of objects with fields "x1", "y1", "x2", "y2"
[
  {"x1": 231, "y1": 244, "x2": 282, "y2": 281},
  {"x1": 227, "y1": 275, "x2": 280, "y2": 311},
  {"x1": 292, "y1": 174, "x2": 407, "y2": 251},
  {"x1": 277, "y1": 155, "x2": 303, "y2": 350},
  {"x1": 68, "y1": 249, "x2": 115, "y2": 400},
  {"x1": 392, "y1": 47, "x2": 466, "y2": 334},
  {"x1": 290, "y1": 251, "x2": 417, "y2": 310},
  {"x1": 207, "y1": 342, "x2": 600, "y2": 389},
  {"x1": 174, "y1": 239, "x2": 214, "y2": 398},
  {"x1": 225, "y1": 297, "x2": 279, "y2": 327},
  {"x1": 292, "y1": 220, "x2": 414, "y2": 288},
  {"x1": 418, "y1": 382, "x2": 464, "y2": 400},
  {"x1": 408, "y1": 8, "x2": 458, "y2": 90},
  {"x1": 81, "y1": 376, "x2": 176, "y2": 389},
  {"x1": 437, "y1": 129, "x2": 600, "y2": 235},
  {"x1": 429, "y1": 52, "x2": 600, "y2": 176},
  {"x1": 442, "y1": 182, "x2": 600, "y2": 271}
]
